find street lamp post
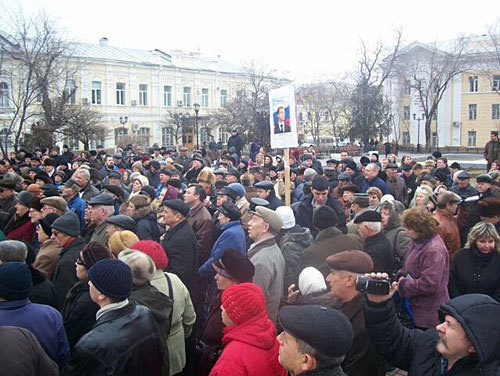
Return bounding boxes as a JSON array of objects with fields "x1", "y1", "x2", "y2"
[
  {"x1": 413, "y1": 113, "x2": 424, "y2": 153},
  {"x1": 118, "y1": 116, "x2": 128, "y2": 145},
  {"x1": 194, "y1": 103, "x2": 200, "y2": 150}
]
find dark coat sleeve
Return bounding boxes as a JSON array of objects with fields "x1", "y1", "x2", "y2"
[
  {"x1": 135, "y1": 218, "x2": 157, "y2": 241},
  {"x1": 53, "y1": 258, "x2": 79, "y2": 310},
  {"x1": 63, "y1": 294, "x2": 99, "y2": 350},
  {"x1": 63, "y1": 347, "x2": 108, "y2": 376},
  {"x1": 448, "y1": 255, "x2": 463, "y2": 299},
  {"x1": 364, "y1": 298, "x2": 430, "y2": 371}
]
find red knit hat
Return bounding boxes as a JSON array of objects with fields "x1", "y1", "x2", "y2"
[
  {"x1": 221, "y1": 283, "x2": 267, "y2": 325},
  {"x1": 130, "y1": 240, "x2": 168, "y2": 269}
]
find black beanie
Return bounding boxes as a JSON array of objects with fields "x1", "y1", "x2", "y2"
[
  {"x1": 88, "y1": 259, "x2": 132, "y2": 300},
  {"x1": 40, "y1": 213, "x2": 60, "y2": 237},
  {"x1": 311, "y1": 176, "x2": 329, "y2": 191},
  {"x1": 313, "y1": 205, "x2": 338, "y2": 230},
  {"x1": 0, "y1": 262, "x2": 33, "y2": 300},
  {"x1": 51, "y1": 212, "x2": 81, "y2": 237},
  {"x1": 212, "y1": 249, "x2": 255, "y2": 283}
]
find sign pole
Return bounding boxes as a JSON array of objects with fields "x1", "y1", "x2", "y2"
[{"x1": 284, "y1": 148, "x2": 291, "y2": 206}]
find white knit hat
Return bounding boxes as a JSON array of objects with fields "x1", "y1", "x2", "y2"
[
  {"x1": 298, "y1": 267, "x2": 327, "y2": 296},
  {"x1": 275, "y1": 206, "x2": 295, "y2": 230}
]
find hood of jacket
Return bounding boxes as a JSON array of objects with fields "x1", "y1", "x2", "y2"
[
  {"x1": 439, "y1": 293, "x2": 500, "y2": 364},
  {"x1": 279, "y1": 225, "x2": 313, "y2": 248},
  {"x1": 130, "y1": 284, "x2": 172, "y2": 324},
  {"x1": 384, "y1": 207, "x2": 402, "y2": 230},
  {"x1": 131, "y1": 205, "x2": 154, "y2": 220},
  {"x1": 222, "y1": 312, "x2": 277, "y2": 350}
]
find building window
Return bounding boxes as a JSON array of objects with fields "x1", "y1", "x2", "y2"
[
  {"x1": 116, "y1": 83, "x2": 125, "y2": 105},
  {"x1": 493, "y1": 104, "x2": 500, "y2": 120},
  {"x1": 403, "y1": 132, "x2": 410, "y2": 146},
  {"x1": 469, "y1": 76, "x2": 478, "y2": 92},
  {"x1": 183, "y1": 87, "x2": 191, "y2": 107},
  {"x1": 221, "y1": 131, "x2": 230, "y2": 144},
  {"x1": 0, "y1": 82, "x2": 9, "y2": 107},
  {"x1": 163, "y1": 86, "x2": 172, "y2": 107},
  {"x1": 65, "y1": 79, "x2": 76, "y2": 104},
  {"x1": 469, "y1": 104, "x2": 477, "y2": 120},
  {"x1": 404, "y1": 80, "x2": 411, "y2": 95},
  {"x1": 91, "y1": 81, "x2": 101, "y2": 105},
  {"x1": 220, "y1": 89, "x2": 227, "y2": 107},
  {"x1": 162, "y1": 127, "x2": 175, "y2": 146},
  {"x1": 201, "y1": 88, "x2": 209, "y2": 108},
  {"x1": 200, "y1": 128, "x2": 210, "y2": 144},
  {"x1": 492, "y1": 75, "x2": 500, "y2": 91},
  {"x1": 403, "y1": 106, "x2": 410, "y2": 120},
  {"x1": 236, "y1": 90, "x2": 244, "y2": 99},
  {"x1": 298, "y1": 112, "x2": 303, "y2": 122},
  {"x1": 139, "y1": 84, "x2": 148, "y2": 106},
  {"x1": 468, "y1": 131, "x2": 477, "y2": 147},
  {"x1": 432, "y1": 132, "x2": 438, "y2": 147},
  {"x1": 138, "y1": 127, "x2": 150, "y2": 147}
]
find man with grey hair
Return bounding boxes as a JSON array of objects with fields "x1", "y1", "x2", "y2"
[
  {"x1": 360, "y1": 163, "x2": 389, "y2": 195},
  {"x1": 0, "y1": 240, "x2": 57, "y2": 308},
  {"x1": 88, "y1": 193, "x2": 115, "y2": 246},
  {"x1": 354, "y1": 210, "x2": 394, "y2": 275},
  {"x1": 74, "y1": 168, "x2": 99, "y2": 202},
  {"x1": 118, "y1": 249, "x2": 172, "y2": 373}
]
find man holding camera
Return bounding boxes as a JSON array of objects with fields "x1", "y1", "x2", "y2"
[
  {"x1": 364, "y1": 273, "x2": 500, "y2": 375},
  {"x1": 325, "y1": 251, "x2": 386, "y2": 376}
]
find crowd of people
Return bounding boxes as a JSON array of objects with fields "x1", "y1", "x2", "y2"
[{"x1": 0, "y1": 131, "x2": 500, "y2": 375}]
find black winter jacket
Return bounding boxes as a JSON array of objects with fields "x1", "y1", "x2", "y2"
[
  {"x1": 62, "y1": 279, "x2": 99, "y2": 350},
  {"x1": 52, "y1": 236, "x2": 86, "y2": 310},
  {"x1": 162, "y1": 220, "x2": 198, "y2": 299},
  {"x1": 449, "y1": 247, "x2": 500, "y2": 302},
  {"x1": 364, "y1": 295, "x2": 500, "y2": 376},
  {"x1": 135, "y1": 212, "x2": 161, "y2": 241},
  {"x1": 64, "y1": 302, "x2": 164, "y2": 376},
  {"x1": 29, "y1": 266, "x2": 57, "y2": 309},
  {"x1": 363, "y1": 232, "x2": 394, "y2": 275},
  {"x1": 295, "y1": 195, "x2": 347, "y2": 237}
]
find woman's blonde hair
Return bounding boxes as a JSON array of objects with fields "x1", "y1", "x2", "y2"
[{"x1": 465, "y1": 222, "x2": 500, "y2": 252}]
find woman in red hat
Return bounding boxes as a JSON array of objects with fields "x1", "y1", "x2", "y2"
[{"x1": 209, "y1": 283, "x2": 286, "y2": 376}]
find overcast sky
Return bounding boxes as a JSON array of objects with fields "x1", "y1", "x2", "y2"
[{"x1": 1, "y1": 0, "x2": 499, "y2": 82}]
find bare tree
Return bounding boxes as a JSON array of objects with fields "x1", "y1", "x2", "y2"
[
  {"x1": 0, "y1": 10, "x2": 72, "y2": 154},
  {"x1": 394, "y1": 37, "x2": 472, "y2": 149},
  {"x1": 160, "y1": 111, "x2": 192, "y2": 149},
  {"x1": 347, "y1": 30, "x2": 403, "y2": 150},
  {"x1": 55, "y1": 104, "x2": 107, "y2": 150}
]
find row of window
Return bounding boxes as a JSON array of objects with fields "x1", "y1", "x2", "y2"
[
  {"x1": 91, "y1": 82, "x2": 228, "y2": 107},
  {"x1": 0, "y1": 81, "x2": 229, "y2": 108},
  {"x1": 468, "y1": 75, "x2": 500, "y2": 92},
  {"x1": 468, "y1": 104, "x2": 500, "y2": 120},
  {"x1": 403, "y1": 129, "x2": 479, "y2": 148}
]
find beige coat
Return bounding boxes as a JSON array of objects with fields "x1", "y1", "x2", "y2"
[
  {"x1": 151, "y1": 270, "x2": 196, "y2": 375},
  {"x1": 32, "y1": 239, "x2": 62, "y2": 279}
]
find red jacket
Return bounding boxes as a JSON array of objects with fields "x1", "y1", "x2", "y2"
[
  {"x1": 209, "y1": 313, "x2": 286, "y2": 376},
  {"x1": 6, "y1": 216, "x2": 35, "y2": 243}
]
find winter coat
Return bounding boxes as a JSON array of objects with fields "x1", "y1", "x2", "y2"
[
  {"x1": 235, "y1": 196, "x2": 251, "y2": 230},
  {"x1": 29, "y1": 265, "x2": 58, "y2": 309},
  {"x1": 364, "y1": 295, "x2": 500, "y2": 375},
  {"x1": 0, "y1": 194, "x2": 17, "y2": 231},
  {"x1": 62, "y1": 279, "x2": 99, "y2": 351},
  {"x1": 341, "y1": 294, "x2": 385, "y2": 376},
  {"x1": 133, "y1": 208, "x2": 160, "y2": 241},
  {"x1": 397, "y1": 234, "x2": 450, "y2": 328},
  {"x1": 200, "y1": 293, "x2": 224, "y2": 374},
  {"x1": 386, "y1": 175, "x2": 408, "y2": 205},
  {"x1": 0, "y1": 326, "x2": 58, "y2": 376},
  {"x1": 209, "y1": 312, "x2": 286, "y2": 376},
  {"x1": 130, "y1": 284, "x2": 173, "y2": 376},
  {"x1": 363, "y1": 232, "x2": 394, "y2": 275},
  {"x1": 227, "y1": 133, "x2": 244, "y2": 155},
  {"x1": 65, "y1": 302, "x2": 164, "y2": 376},
  {"x1": 150, "y1": 271, "x2": 196, "y2": 375},
  {"x1": 433, "y1": 207, "x2": 468, "y2": 260},
  {"x1": 175, "y1": 156, "x2": 192, "y2": 174},
  {"x1": 295, "y1": 195, "x2": 347, "y2": 237},
  {"x1": 383, "y1": 210, "x2": 410, "y2": 268},
  {"x1": 0, "y1": 298, "x2": 70, "y2": 367},
  {"x1": 293, "y1": 368, "x2": 347, "y2": 376},
  {"x1": 89, "y1": 222, "x2": 109, "y2": 247},
  {"x1": 199, "y1": 221, "x2": 246, "y2": 278},
  {"x1": 80, "y1": 183, "x2": 100, "y2": 202},
  {"x1": 450, "y1": 183, "x2": 478, "y2": 200},
  {"x1": 32, "y1": 239, "x2": 62, "y2": 279},
  {"x1": 276, "y1": 225, "x2": 314, "y2": 292},
  {"x1": 67, "y1": 194, "x2": 87, "y2": 231},
  {"x1": 185, "y1": 166, "x2": 204, "y2": 184},
  {"x1": 266, "y1": 193, "x2": 284, "y2": 211},
  {"x1": 402, "y1": 173, "x2": 418, "y2": 204},
  {"x1": 449, "y1": 247, "x2": 500, "y2": 302},
  {"x1": 359, "y1": 177, "x2": 389, "y2": 195},
  {"x1": 146, "y1": 169, "x2": 161, "y2": 188},
  {"x1": 484, "y1": 139, "x2": 500, "y2": 163},
  {"x1": 187, "y1": 203, "x2": 215, "y2": 267},
  {"x1": 52, "y1": 236, "x2": 86, "y2": 310},
  {"x1": 301, "y1": 226, "x2": 363, "y2": 277},
  {"x1": 5, "y1": 212, "x2": 36, "y2": 243},
  {"x1": 162, "y1": 219, "x2": 198, "y2": 299},
  {"x1": 247, "y1": 236, "x2": 285, "y2": 322}
]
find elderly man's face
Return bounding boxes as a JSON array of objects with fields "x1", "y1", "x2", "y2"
[
  {"x1": 256, "y1": 188, "x2": 270, "y2": 200},
  {"x1": 436, "y1": 315, "x2": 475, "y2": 361},
  {"x1": 277, "y1": 330, "x2": 305, "y2": 375},
  {"x1": 248, "y1": 214, "x2": 268, "y2": 241},
  {"x1": 364, "y1": 165, "x2": 378, "y2": 180},
  {"x1": 477, "y1": 182, "x2": 490, "y2": 193}
]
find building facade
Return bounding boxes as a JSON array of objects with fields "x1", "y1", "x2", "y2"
[{"x1": 384, "y1": 38, "x2": 500, "y2": 149}]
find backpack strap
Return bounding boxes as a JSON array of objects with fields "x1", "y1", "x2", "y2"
[{"x1": 164, "y1": 272, "x2": 174, "y2": 332}]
